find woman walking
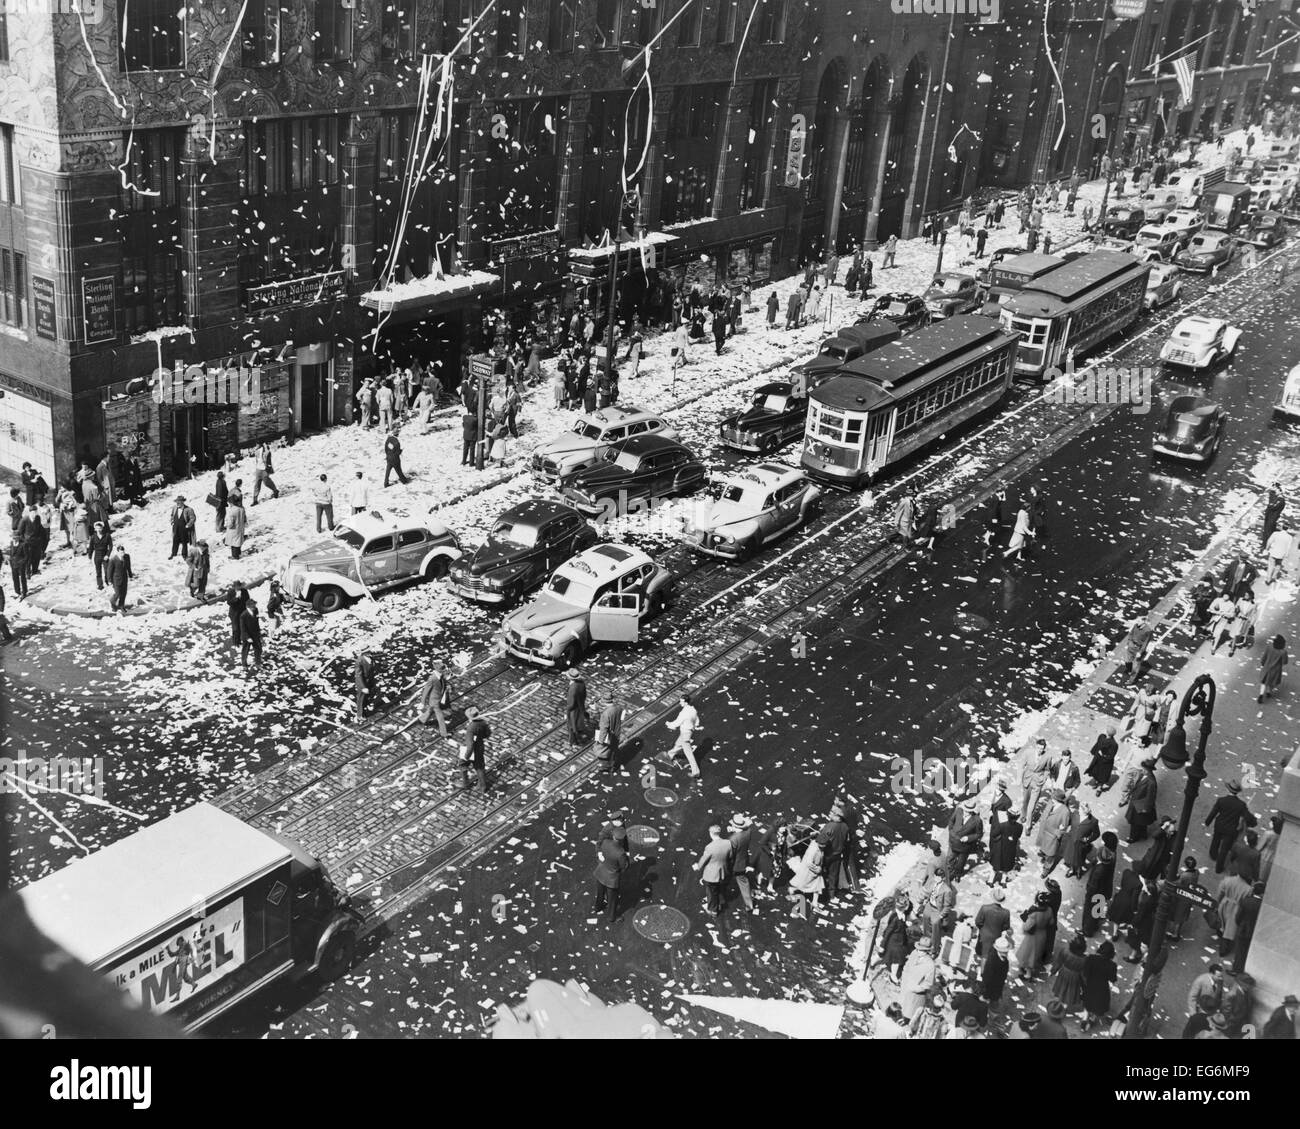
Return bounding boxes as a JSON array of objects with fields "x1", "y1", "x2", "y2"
[
  {"x1": 892, "y1": 492, "x2": 916, "y2": 542},
  {"x1": 787, "y1": 835, "x2": 826, "y2": 918},
  {"x1": 1080, "y1": 940, "x2": 1118, "y2": 1030},
  {"x1": 1016, "y1": 891, "x2": 1055, "y2": 981},
  {"x1": 1230, "y1": 590, "x2": 1257, "y2": 654},
  {"x1": 1050, "y1": 933, "x2": 1087, "y2": 1010},
  {"x1": 1258, "y1": 634, "x2": 1288, "y2": 703},
  {"x1": 1125, "y1": 679, "x2": 1160, "y2": 747}
]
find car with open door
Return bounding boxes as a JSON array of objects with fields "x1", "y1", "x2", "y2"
[
  {"x1": 501, "y1": 543, "x2": 673, "y2": 667},
  {"x1": 446, "y1": 499, "x2": 598, "y2": 604}
]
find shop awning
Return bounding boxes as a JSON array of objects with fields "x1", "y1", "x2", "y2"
[
  {"x1": 360, "y1": 269, "x2": 501, "y2": 317},
  {"x1": 566, "y1": 231, "x2": 679, "y2": 264}
]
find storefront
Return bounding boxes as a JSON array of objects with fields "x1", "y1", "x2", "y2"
[{"x1": 0, "y1": 375, "x2": 57, "y2": 481}]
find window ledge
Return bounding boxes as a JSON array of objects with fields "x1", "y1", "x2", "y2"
[{"x1": 0, "y1": 324, "x2": 30, "y2": 342}]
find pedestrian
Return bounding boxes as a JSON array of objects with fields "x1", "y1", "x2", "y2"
[
  {"x1": 1260, "y1": 485, "x2": 1286, "y2": 549},
  {"x1": 1050, "y1": 934, "x2": 1087, "y2": 1011},
  {"x1": 786, "y1": 834, "x2": 826, "y2": 918},
  {"x1": 766, "y1": 289, "x2": 779, "y2": 326},
  {"x1": 563, "y1": 668, "x2": 591, "y2": 745},
  {"x1": 1120, "y1": 756, "x2": 1158, "y2": 843},
  {"x1": 1205, "y1": 778, "x2": 1257, "y2": 874},
  {"x1": 185, "y1": 540, "x2": 210, "y2": 599},
  {"x1": 898, "y1": 936, "x2": 937, "y2": 1019},
  {"x1": 1137, "y1": 816, "x2": 1176, "y2": 881},
  {"x1": 1258, "y1": 634, "x2": 1289, "y2": 703},
  {"x1": 348, "y1": 471, "x2": 370, "y2": 515},
  {"x1": 923, "y1": 870, "x2": 956, "y2": 950},
  {"x1": 728, "y1": 814, "x2": 757, "y2": 915},
  {"x1": 223, "y1": 496, "x2": 247, "y2": 560},
  {"x1": 8, "y1": 536, "x2": 29, "y2": 599},
  {"x1": 693, "y1": 823, "x2": 733, "y2": 920},
  {"x1": 461, "y1": 408, "x2": 481, "y2": 467},
  {"x1": 665, "y1": 694, "x2": 701, "y2": 777},
  {"x1": 879, "y1": 894, "x2": 913, "y2": 982},
  {"x1": 1062, "y1": 801, "x2": 1099, "y2": 878},
  {"x1": 892, "y1": 492, "x2": 916, "y2": 541},
  {"x1": 1222, "y1": 549, "x2": 1258, "y2": 601},
  {"x1": 1262, "y1": 994, "x2": 1299, "y2": 1039},
  {"x1": 1229, "y1": 591, "x2": 1257, "y2": 656},
  {"x1": 883, "y1": 234, "x2": 897, "y2": 268},
  {"x1": 239, "y1": 598, "x2": 263, "y2": 671},
  {"x1": 1080, "y1": 940, "x2": 1117, "y2": 1030},
  {"x1": 1214, "y1": 869, "x2": 1252, "y2": 959},
  {"x1": 1016, "y1": 891, "x2": 1055, "y2": 981},
  {"x1": 1003, "y1": 504, "x2": 1034, "y2": 560},
  {"x1": 981, "y1": 936, "x2": 1012, "y2": 1005},
  {"x1": 310, "y1": 473, "x2": 335, "y2": 533},
  {"x1": 1084, "y1": 725, "x2": 1119, "y2": 791},
  {"x1": 1081, "y1": 832, "x2": 1118, "y2": 937},
  {"x1": 376, "y1": 379, "x2": 395, "y2": 431},
  {"x1": 355, "y1": 379, "x2": 372, "y2": 427},
  {"x1": 947, "y1": 798, "x2": 984, "y2": 878},
  {"x1": 212, "y1": 470, "x2": 229, "y2": 532},
  {"x1": 460, "y1": 704, "x2": 490, "y2": 791},
  {"x1": 975, "y1": 227, "x2": 988, "y2": 257},
  {"x1": 1264, "y1": 522, "x2": 1293, "y2": 584},
  {"x1": 168, "y1": 495, "x2": 196, "y2": 559},
  {"x1": 225, "y1": 586, "x2": 247, "y2": 656},
  {"x1": 354, "y1": 649, "x2": 376, "y2": 720},
  {"x1": 1168, "y1": 856, "x2": 1202, "y2": 941},
  {"x1": 1234, "y1": 881, "x2": 1264, "y2": 968},
  {"x1": 105, "y1": 541, "x2": 133, "y2": 612},
  {"x1": 251, "y1": 442, "x2": 280, "y2": 504},
  {"x1": 1260, "y1": 813, "x2": 1282, "y2": 887},
  {"x1": 1036, "y1": 790, "x2": 1071, "y2": 875},
  {"x1": 383, "y1": 427, "x2": 410, "y2": 486},
  {"x1": 265, "y1": 578, "x2": 285, "y2": 630},
  {"x1": 987, "y1": 809, "x2": 1022, "y2": 887},
  {"x1": 592, "y1": 692, "x2": 625, "y2": 774},
  {"x1": 1208, "y1": 590, "x2": 1236, "y2": 654},
  {"x1": 592, "y1": 826, "x2": 629, "y2": 923}
]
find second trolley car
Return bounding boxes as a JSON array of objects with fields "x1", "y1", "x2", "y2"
[
  {"x1": 800, "y1": 316, "x2": 1020, "y2": 489},
  {"x1": 997, "y1": 250, "x2": 1150, "y2": 379}
]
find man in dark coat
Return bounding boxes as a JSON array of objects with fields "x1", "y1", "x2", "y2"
[
  {"x1": 987, "y1": 808, "x2": 1022, "y2": 885},
  {"x1": 1234, "y1": 881, "x2": 1264, "y2": 969},
  {"x1": 1262, "y1": 994, "x2": 1298, "y2": 1039},
  {"x1": 947, "y1": 799, "x2": 984, "y2": 878},
  {"x1": 728, "y1": 815, "x2": 756, "y2": 914},
  {"x1": 1221, "y1": 550, "x2": 1258, "y2": 601},
  {"x1": 1138, "y1": 816, "x2": 1176, "y2": 880},
  {"x1": 226, "y1": 586, "x2": 247, "y2": 654},
  {"x1": 817, "y1": 812, "x2": 850, "y2": 902},
  {"x1": 974, "y1": 888, "x2": 1011, "y2": 956},
  {"x1": 1228, "y1": 828, "x2": 1261, "y2": 883},
  {"x1": 354, "y1": 650, "x2": 376, "y2": 719},
  {"x1": 383, "y1": 427, "x2": 410, "y2": 486},
  {"x1": 1261, "y1": 486, "x2": 1285, "y2": 549},
  {"x1": 594, "y1": 693, "x2": 624, "y2": 773},
  {"x1": 711, "y1": 311, "x2": 727, "y2": 355},
  {"x1": 460, "y1": 705, "x2": 490, "y2": 791},
  {"x1": 105, "y1": 543, "x2": 134, "y2": 612},
  {"x1": 1084, "y1": 725, "x2": 1119, "y2": 791},
  {"x1": 239, "y1": 600, "x2": 263, "y2": 670},
  {"x1": 461, "y1": 410, "x2": 480, "y2": 465},
  {"x1": 1121, "y1": 757, "x2": 1158, "y2": 843},
  {"x1": 81, "y1": 520, "x2": 111, "y2": 589},
  {"x1": 564, "y1": 669, "x2": 590, "y2": 745},
  {"x1": 168, "y1": 496, "x2": 196, "y2": 559},
  {"x1": 1204, "y1": 779, "x2": 1256, "y2": 873},
  {"x1": 592, "y1": 828, "x2": 629, "y2": 923},
  {"x1": 8, "y1": 536, "x2": 29, "y2": 598},
  {"x1": 1081, "y1": 832, "x2": 1118, "y2": 937},
  {"x1": 1062, "y1": 803, "x2": 1099, "y2": 878},
  {"x1": 981, "y1": 937, "x2": 1011, "y2": 1005},
  {"x1": 214, "y1": 470, "x2": 229, "y2": 531},
  {"x1": 1038, "y1": 999, "x2": 1069, "y2": 1038}
]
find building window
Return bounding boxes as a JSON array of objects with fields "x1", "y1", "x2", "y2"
[
  {"x1": 740, "y1": 79, "x2": 778, "y2": 210},
  {"x1": 594, "y1": 0, "x2": 619, "y2": 47},
  {"x1": 120, "y1": 0, "x2": 183, "y2": 71},
  {"x1": 579, "y1": 89, "x2": 648, "y2": 242},
  {"x1": 244, "y1": 117, "x2": 341, "y2": 195},
  {"x1": 661, "y1": 84, "x2": 725, "y2": 225},
  {"x1": 548, "y1": 0, "x2": 576, "y2": 51},
  {"x1": 242, "y1": 0, "x2": 282, "y2": 65},
  {"x1": 624, "y1": 0, "x2": 656, "y2": 45},
  {"x1": 716, "y1": 0, "x2": 739, "y2": 45},
  {"x1": 676, "y1": 0, "x2": 702, "y2": 46},
  {"x1": 314, "y1": 0, "x2": 353, "y2": 63},
  {"x1": 481, "y1": 97, "x2": 564, "y2": 238},
  {"x1": 381, "y1": 2, "x2": 417, "y2": 58},
  {"x1": 443, "y1": 0, "x2": 481, "y2": 54},
  {"x1": 121, "y1": 253, "x2": 181, "y2": 334},
  {"x1": 495, "y1": 1, "x2": 525, "y2": 54},
  {"x1": 757, "y1": 0, "x2": 786, "y2": 43},
  {"x1": 0, "y1": 124, "x2": 18, "y2": 206},
  {"x1": 122, "y1": 129, "x2": 185, "y2": 211},
  {"x1": 377, "y1": 111, "x2": 415, "y2": 181},
  {"x1": 0, "y1": 247, "x2": 25, "y2": 328},
  {"x1": 0, "y1": 10, "x2": 9, "y2": 63}
]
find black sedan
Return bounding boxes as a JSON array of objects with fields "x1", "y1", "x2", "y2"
[
  {"x1": 446, "y1": 499, "x2": 598, "y2": 604},
  {"x1": 559, "y1": 433, "x2": 707, "y2": 519},
  {"x1": 1244, "y1": 211, "x2": 1288, "y2": 250},
  {"x1": 1174, "y1": 231, "x2": 1235, "y2": 273},
  {"x1": 1152, "y1": 396, "x2": 1227, "y2": 464},
  {"x1": 719, "y1": 381, "x2": 809, "y2": 454},
  {"x1": 1101, "y1": 205, "x2": 1146, "y2": 238},
  {"x1": 858, "y1": 292, "x2": 930, "y2": 332}
]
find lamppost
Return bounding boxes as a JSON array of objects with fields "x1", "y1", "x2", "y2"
[
  {"x1": 603, "y1": 190, "x2": 640, "y2": 387},
  {"x1": 1124, "y1": 673, "x2": 1216, "y2": 1038}
]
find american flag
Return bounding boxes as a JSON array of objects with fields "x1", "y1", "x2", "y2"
[{"x1": 1173, "y1": 54, "x2": 1195, "y2": 108}]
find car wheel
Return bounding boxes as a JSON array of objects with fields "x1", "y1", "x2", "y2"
[
  {"x1": 317, "y1": 928, "x2": 356, "y2": 983},
  {"x1": 648, "y1": 589, "x2": 668, "y2": 617},
  {"x1": 311, "y1": 586, "x2": 347, "y2": 614},
  {"x1": 738, "y1": 534, "x2": 762, "y2": 562},
  {"x1": 423, "y1": 555, "x2": 450, "y2": 581},
  {"x1": 558, "y1": 639, "x2": 585, "y2": 669},
  {"x1": 760, "y1": 433, "x2": 780, "y2": 455}
]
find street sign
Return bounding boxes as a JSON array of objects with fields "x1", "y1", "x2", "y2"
[
  {"x1": 1111, "y1": 0, "x2": 1148, "y2": 17},
  {"x1": 469, "y1": 354, "x2": 494, "y2": 382},
  {"x1": 1172, "y1": 884, "x2": 1215, "y2": 910}
]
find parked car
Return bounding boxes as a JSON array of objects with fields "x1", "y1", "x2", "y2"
[
  {"x1": 1165, "y1": 171, "x2": 1206, "y2": 207},
  {"x1": 791, "y1": 322, "x2": 900, "y2": 384},
  {"x1": 501, "y1": 543, "x2": 673, "y2": 668},
  {"x1": 1151, "y1": 395, "x2": 1227, "y2": 463},
  {"x1": 720, "y1": 381, "x2": 811, "y2": 454},
  {"x1": 281, "y1": 512, "x2": 461, "y2": 613},
  {"x1": 1248, "y1": 184, "x2": 1273, "y2": 213},
  {"x1": 531, "y1": 406, "x2": 677, "y2": 485},
  {"x1": 858, "y1": 292, "x2": 930, "y2": 332},
  {"x1": 1274, "y1": 363, "x2": 1300, "y2": 421},
  {"x1": 446, "y1": 499, "x2": 598, "y2": 605},
  {"x1": 1089, "y1": 235, "x2": 1162, "y2": 265},
  {"x1": 1138, "y1": 188, "x2": 1181, "y2": 222},
  {"x1": 1174, "y1": 230, "x2": 1236, "y2": 273},
  {"x1": 559, "y1": 433, "x2": 707, "y2": 519},
  {"x1": 1244, "y1": 210, "x2": 1288, "y2": 249},
  {"x1": 923, "y1": 272, "x2": 981, "y2": 319},
  {"x1": 1101, "y1": 205, "x2": 1146, "y2": 238},
  {"x1": 1143, "y1": 263, "x2": 1185, "y2": 310},
  {"x1": 973, "y1": 246, "x2": 1030, "y2": 287},
  {"x1": 1159, "y1": 316, "x2": 1242, "y2": 369},
  {"x1": 1258, "y1": 174, "x2": 1295, "y2": 210},
  {"x1": 1133, "y1": 224, "x2": 1185, "y2": 261},
  {"x1": 1160, "y1": 208, "x2": 1204, "y2": 244},
  {"x1": 683, "y1": 464, "x2": 822, "y2": 561}
]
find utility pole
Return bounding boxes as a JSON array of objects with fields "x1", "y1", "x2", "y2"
[{"x1": 1124, "y1": 673, "x2": 1216, "y2": 1038}]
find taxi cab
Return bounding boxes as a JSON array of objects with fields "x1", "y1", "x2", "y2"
[
  {"x1": 281, "y1": 512, "x2": 461, "y2": 613},
  {"x1": 683, "y1": 464, "x2": 822, "y2": 560},
  {"x1": 501, "y1": 543, "x2": 673, "y2": 668}
]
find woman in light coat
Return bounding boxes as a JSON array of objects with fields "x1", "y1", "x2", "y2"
[
  {"x1": 1125, "y1": 682, "x2": 1159, "y2": 746},
  {"x1": 892, "y1": 493, "x2": 916, "y2": 541},
  {"x1": 787, "y1": 838, "x2": 825, "y2": 917},
  {"x1": 1003, "y1": 506, "x2": 1034, "y2": 560},
  {"x1": 223, "y1": 500, "x2": 247, "y2": 559}
]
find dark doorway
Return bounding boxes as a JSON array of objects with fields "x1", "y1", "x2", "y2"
[
  {"x1": 171, "y1": 405, "x2": 208, "y2": 479},
  {"x1": 299, "y1": 363, "x2": 329, "y2": 434}
]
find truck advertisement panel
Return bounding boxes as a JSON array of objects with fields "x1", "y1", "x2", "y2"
[{"x1": 106, "y1": 899, "x2": 246, "y2": 1014}]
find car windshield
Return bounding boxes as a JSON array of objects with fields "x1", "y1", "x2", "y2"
[
  {"x1": 601, "y1": 450, "x2": 641, "y2": 471},
  {"x1": 819, "y1": 344, "x2": 848, "y2": 359},
  {"x1": 755, "y1": 393, "x2": 788, "y2": 411},
  {"x1": 933, "y1": 277, "x2": 963, "y2": 293},
  {"x1": 1173, "y1": 415, "x2": 1207, "y2": 437},
  {"x1": 546, "y1": 573, "x2": 596, "y2": 606},
  {"x1": 334, "y1": 527, "x2": 365, "y2": 549},
  {"x1": 1189, "y1": 237, "x2": 1209, "y2": 250},
  {"x1": 711, "y1": 482, "x2": 749, "y2": 504},
  {"x1": 572, "y1": 421, "x2": 603, "y2": 440},
  {"x1": 884, "y1": 300, "x2": 910, "y2": 315},
  {"x1": 489, "y1": 520, "x2": 538, "y2": 548}
]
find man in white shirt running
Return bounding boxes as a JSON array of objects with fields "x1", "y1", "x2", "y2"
[
  {"x1": 1265, "y1": 524, "x2": 1293, "y2": 585},
  {"x1": 666, "y1": 694, "x2": 701, "y2": 778}
]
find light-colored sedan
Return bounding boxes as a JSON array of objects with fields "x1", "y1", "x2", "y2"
[
  {"x1": 1143, "y1": 263, "x2": 1184, "y2": 310},
  {"x1": 1159, "y1": 316, "x2": 1242, "y2": 369},
  {"x1": 1160, "y1": 208, "x2": 1204, "y2": 245},
  {"x1": 683, "y1": 463, "x2": 822, "y2": 560}
]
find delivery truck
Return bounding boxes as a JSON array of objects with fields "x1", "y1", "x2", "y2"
[
  {"x1": 1200, "y1": 181, "x2": 1252, "y2": 233},
  {"x1": 17, "y1": 803, "x2": 362, "y2": 1031}
]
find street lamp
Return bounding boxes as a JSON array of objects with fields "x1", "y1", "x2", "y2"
[
  {"x1": 603, "y1": 190, "x2": 640, "y2": 388},
  {"x1": 1123, "y1": 673, "x2": 1216, "y2": 1038}
]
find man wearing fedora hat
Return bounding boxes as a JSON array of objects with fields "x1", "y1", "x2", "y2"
[
  {"x1": 1010, "y1": 1009, "x2": 1047, "y2": 1039},
  {"x1": 727, "y1": 815, "x2": 757, "y2": 915},
  {"x1": 1039, "y1": 998, "x2": 1069, "y2": 1038},
  {"x1": 982, "y1": 936, "x2": 1012, "y2": 1005},
  {"x1": 974, "y1": 888, "x2": 1010, "y2": 957},
  {"x1": 1036, "y1": 790, "x2": 1072, "y2": 875},
  {"x1": 1262, "y1": 993, "x2": 1298, "y2": 1039},
  {"x1": 1195, "y1": 1012, "x2": 1231, "y2": 1039},
  {"x1": 898, "y1": 934, "x2": 938, "y2": 1019},
  {"x1": 168, "y1": 494, "x2": 196, "y2": 560},
  {"x1": 591, "y1": 825, "x2": 629, "y2": 924},
  {"x1": 1120, "y1": 757, "x2": 1158, "y2": 843},
  {"x1": 563, "y1": 668, "x2": 591, "y2": 746},
  {"x1": 1205, "y1": 779, "x2": 1257, "y2": 874}
]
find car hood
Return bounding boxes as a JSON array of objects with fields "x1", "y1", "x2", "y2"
[
  {"x1": 690, "y1": 499, "x2": 760, "y2": 533},
  {"x1": 459, "y1": 542, "x2": 528, "y2": 576},
  {"x1": 538, "y1": 432, "x2": 598, "y2": 459},
  {"x1": 288, "y1": 538, "x2": 355, "y2": 569},
  {"x1": 794, "y1": 355, "x2": 846, "y2": 377},
  {"x1": 726, "y1": 404, "x2": 783, "y2": 430},
  {"x1": 504, "y1": 592, "x2": 584, "y2": 634},
  {"x1": 567, "y1": 462, "x2": 632, "y2": 492}
]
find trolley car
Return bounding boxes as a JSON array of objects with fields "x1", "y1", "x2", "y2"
[
  {"x1": 800, "y1": 317, "x2": 1019, "y2": 489},
  {"x1": 998, "y1": 251, "x2": 1150, "y2": 379}
]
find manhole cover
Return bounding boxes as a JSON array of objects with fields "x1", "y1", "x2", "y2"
[
  {"x1": 644, "y1": 787, "x2": 678, "y2": 807},
  {"x1": 632, "y1": 904, "x2": 690, "y2": 943},
  {"x1": 627, "y1": 825, "x2": 660, "y2": 848}
]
